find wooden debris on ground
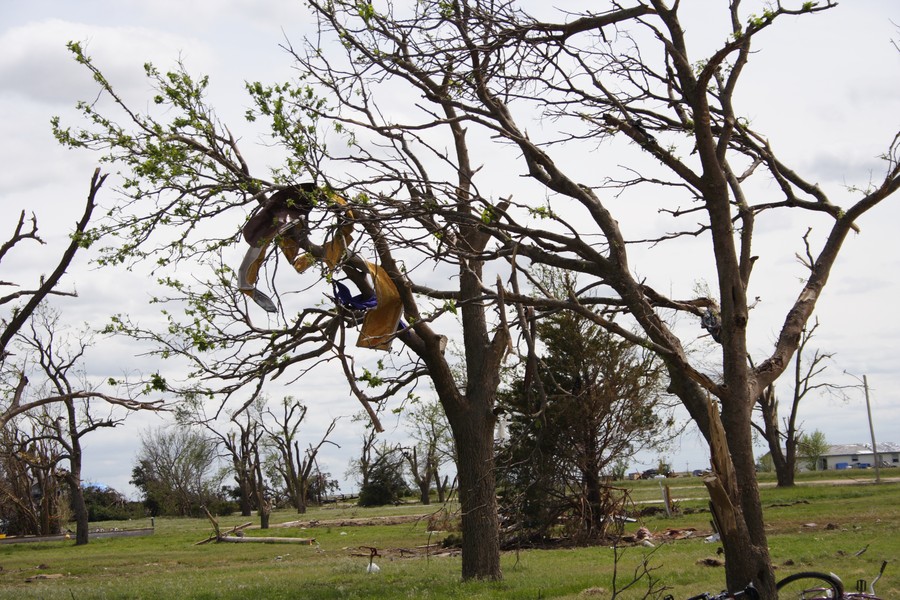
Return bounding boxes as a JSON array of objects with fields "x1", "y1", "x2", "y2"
[
  {"x1": 219, "y1": 535, "x2": 316, "y2": 545},
  {"x1": 196, "y1": 507, "x2": 314, "y2": 545},
  {"x1": 276, "y1": 514, "x2": 427, "y2": 529},
  {"x1": 25, "y1": 573, "x2": 64, "y2": 582},
  {"x1": 195, "y1": 521, "x2": 253, "y2": 545}
]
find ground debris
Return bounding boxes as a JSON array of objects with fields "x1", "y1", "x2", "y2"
[
  {"x1": 661, "y1": 527, "x2": 698, "y2": 540},
  {"x1": 277, "y1": 514, "x2": 428, "y2": 529},
  {"x1": 767, "y1": 499, "x2": 810, "y2": 508},
  {"x1": 25, "y1": 573, "x2": 64, "y2": 582},
  {"x1": 697, "y1": 557, "x2": 725, "y2": 567}
]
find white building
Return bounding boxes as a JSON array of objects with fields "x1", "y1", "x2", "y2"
[{"x1": 819, "y1": 442, "x2": 900, "y2": 471}]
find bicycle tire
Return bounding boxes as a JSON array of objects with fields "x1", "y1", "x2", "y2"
[{"x1": 776, "y1": 571, "x2": 845, "y2": 599}]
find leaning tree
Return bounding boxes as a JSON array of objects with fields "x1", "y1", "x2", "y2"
[{"x1": 54, "y1": 0, "x2": 899, "y2": 591}]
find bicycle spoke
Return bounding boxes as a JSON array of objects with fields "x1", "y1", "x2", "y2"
[{"x1": 777, "y1": 571, "x2": 844, "y2": 599}]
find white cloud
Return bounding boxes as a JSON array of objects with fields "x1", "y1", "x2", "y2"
[{"x1": 0, "y1": 19, "x2": 214, "y2": 106}]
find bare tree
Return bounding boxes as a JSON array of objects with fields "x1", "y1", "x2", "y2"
[
  {"x1": 402, "y1": 399, "x2": 454, "y2": 505},
  {"x1": 260, "y1": 397, "x2": 338, "y2": 514},
  {"x1": 226, "y1": 416, "x2": 264, "y2": 517},
  {"x1": 199, "y1": 408, "x2": 265, "y2": 517},
  {"x1": 753, "y1": 320, "x2": 846, "y2": 487},
  {"x1": 10, "y1": 306, "x2": 162, "y2": 544}
]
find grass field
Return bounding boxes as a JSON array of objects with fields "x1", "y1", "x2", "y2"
[{"x1": 0, "y1": 471, "x2": 896, "y2": 599}]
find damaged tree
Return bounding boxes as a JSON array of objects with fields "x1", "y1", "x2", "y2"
[
  {"x1": 54, "y1": 1, "x2": 899, "y2": 590},
  {"x1": 497, "y1": 274, "x2": 672, "y2": 544},
  {"x1": 1, "y1": 169, "x2": 163, "y2": 542},
  {"x1": 754, "y1": 320, "x2": 847, "y2": 487},
  {"x1": 284, "y1": 1, "x2": 898, "y2": 592}
]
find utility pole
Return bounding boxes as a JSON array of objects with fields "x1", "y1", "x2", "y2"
[{"x1": 863, "y1": 375, "x2": 881, "y2": 484}]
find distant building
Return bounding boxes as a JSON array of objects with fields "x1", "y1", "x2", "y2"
[{"x1": 819, "y1": 442, "x2": 900, "y2": 470}]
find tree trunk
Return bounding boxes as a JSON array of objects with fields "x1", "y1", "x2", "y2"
[
  {"x1": 239, "y1": 486, "x2": 253, "y2": 517},
  {"x1": 434, "y1": 472, "x2": 448, "y2": 504},
  {"x1": 254, "y1": 454, "x2": 270, "y2": 529},
  {"x1": 758, "y1": 383, "x2": 795, "y2": 487},
  {"x1": 70, "y1": 484, "x2": 89, "y2": 545},
  {"x1": 784, "y1": 437, "x2": 798, "y2": 484},
  {"x1": 771, "y1": 440, "x2": 794, "y2": 488},
  {"x1": 444, "y1": 399, "x2": 501, "y2": 581},
  {"x1": 418, "y1": 481, "x2": 431, "y2": 506},
  {"x1": 710, "y1": 394, "x2": 777, "y2": 597},
  {"x1": 297, "y1": 478, "x2": 308, "y2": 514},
  {"x1": 65, "y1": 469, "x2": 90, "y2": 546},
  {"x1": 66, "y1": 407, "x2": 90, "y2": 546},
  {"x1": 235, "y1": 462, "x2": 255, "y2": 516},
  {"x1": 407, "y1": 447, "x2": 433, "y2": 505},
  {"x1": 582, "y1": 467, "x2": 603, "y2": 538},
  {"x1": 258, "y1": 499, "x2": 271, "y2": 529},
  {"x1": 40, "y1": 494, "x2": 53, "y2": 535}
]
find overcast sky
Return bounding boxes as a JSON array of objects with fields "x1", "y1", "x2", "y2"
[{"x1": 2, "y1": 1, "x2": 898, "y2": 498}]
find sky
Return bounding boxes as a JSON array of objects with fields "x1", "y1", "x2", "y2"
[{"x1": 1, "y1": 1, "x2": 899, "y2": 499}]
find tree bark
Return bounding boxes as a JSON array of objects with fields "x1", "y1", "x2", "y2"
[
  {"x1": 237, "y1": 472, "x2": 254, "y2": 517},
  {"x1": 710, "y1": 393, "x2": 777, "y2": 596},
  {"x1": 758, "y1": 384, "x2": 795, "y2": 487},
  {"x1": 69, "y1": 479, "x2": 89, "y2": 546},
  {"x1": 435, "y1": 473, "x2": 448, "y2": 504},
  {"x1": 444, "y1": 397, "x2": 501, "y2": 581},
  {"x1": 254, "y1": 450, "x2": 270, "y2": 529}
]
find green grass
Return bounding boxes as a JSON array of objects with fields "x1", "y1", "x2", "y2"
[{"x1": 1, "y1": 479, "x2": 897, "y2": 599}]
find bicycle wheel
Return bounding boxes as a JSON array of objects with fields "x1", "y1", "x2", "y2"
[{"x1": 777, "y1": 571, "x2": 845, "y2": 599}]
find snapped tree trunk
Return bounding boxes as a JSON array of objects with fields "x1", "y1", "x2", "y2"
[
  {"x1": 758, "y1": 383, "x2": 795, "y2": 487},
  {"x1": 435, "y1": 473, "x2": 448, "y2": 504},
  {"x1": 706, "y1": 397, "x2": 776, "y2": 596}
]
